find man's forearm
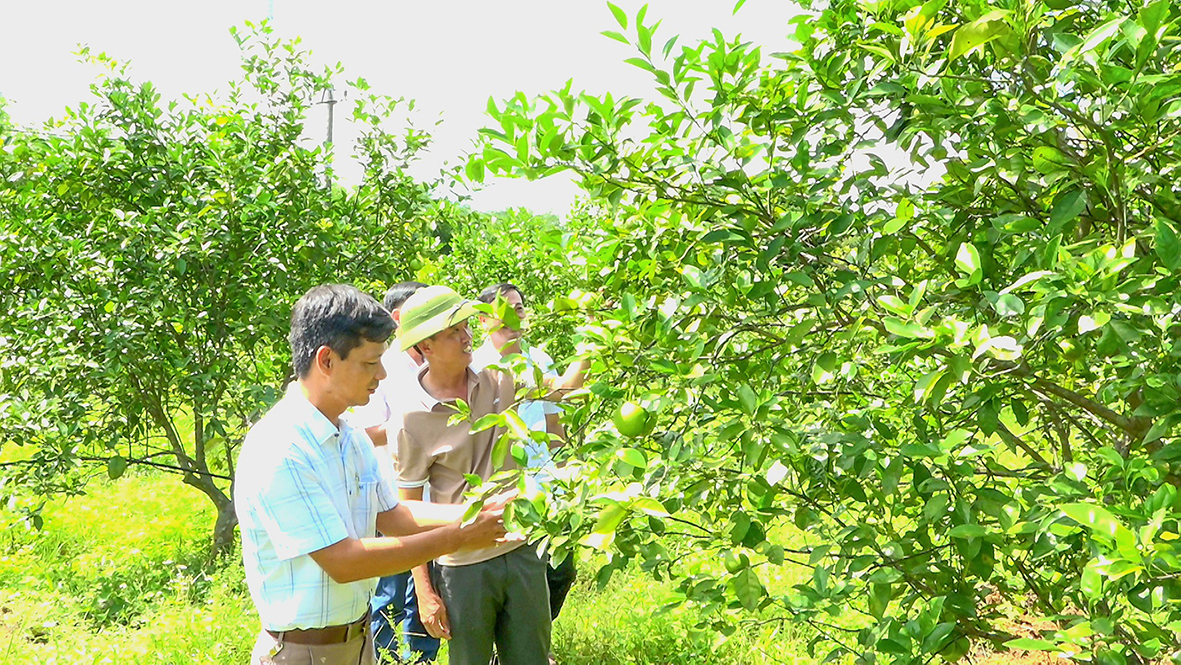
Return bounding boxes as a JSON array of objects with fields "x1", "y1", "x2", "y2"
[
  {"x1": 377, "y1": 499, "x2": 465, "y2": 534},
  {"x1": 405, "y1": 500, "x2": 467, "y2": 526},
  {"x1": 545, "y1": 358, "x2": 590, "y2": 399},
  {"x1": 310, "y1": 526, "x2": 464, "y2": 584},
  {"x1": 411, "y1": 561, "x2": 437, "y2": 598}
]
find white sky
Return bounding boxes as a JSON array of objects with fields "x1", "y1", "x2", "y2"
[{"x1": 1, "y1": 0, "x2": 801, "y2": 216}]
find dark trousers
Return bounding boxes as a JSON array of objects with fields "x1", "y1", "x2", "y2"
[
  {"x1": 431, "y1": 546, "x2": 551, "y2": 665},
  {"x1": 546, "y1": 554, "x2": 577, "y2": 620}
]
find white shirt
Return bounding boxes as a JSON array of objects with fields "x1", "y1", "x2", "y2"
[
  {"x1": 235, "y1": 387, "x2": 399, "y2": 631},
  {"x1": 343, "y1": 347, "x2": 425, "y2": 484},
  {"x1": 470, "y1": 340, "x2": 562, "y2": 478}
]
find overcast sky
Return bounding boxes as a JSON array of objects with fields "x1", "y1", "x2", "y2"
[{"x1": 1, "y1": 1, "x2": 801, "y2": 215}]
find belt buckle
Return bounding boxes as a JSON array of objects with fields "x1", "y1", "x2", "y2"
[
  {"x1": 267, "y1": 630, "x2": 285, "y2": 657},
  {"x1": 345, "y1": 617, "x2": 366, "y2": 642}
]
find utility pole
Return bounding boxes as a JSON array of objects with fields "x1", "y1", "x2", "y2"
[
  {"x1": 324, "y1": 87, "x2": 336, "y2": 147},
  {"x1": 317, "y1": 88, "x2": 340, "y2": 188}
]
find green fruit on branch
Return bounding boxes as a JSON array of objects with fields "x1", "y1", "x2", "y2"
[{"x1": 614, "y1": 401, "x2": 655, "y2": 438}]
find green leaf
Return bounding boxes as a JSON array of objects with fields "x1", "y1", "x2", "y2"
[
  {"x1": 994, "y1": 294, "x2": 1024, "y2": 317},
  {"x1": 1050, "y1": 189, "x2": 1087, "y2": 227},
  {"x1": 913, "y1": 370, "x2": 946, "y2": 403},
  {"x1": 1078, "y1": 311, "x2": 1110, "y2": 334},
  {"x1": 461, "y1": 499, "x2": 484, "y2": 525},
  {"x1": 1032, "y1": 146, "x2": 1069, "y2": 174},
  {"x1": 812, "y1": 352, "x2": 838, "y2": 384},
  {"x1": 737, "y1": 384, "x2": 758, "y2": 415},
  {"x1": 973, "y1": 335, "x2": 1023, "y2": 361},
  {"x1": 1074, "y1": 17, "x2": 1126, "y2": 57},
  {"x1": 901, "y1": 442, "x2": 943, "y2": 458},
  {"x1": 1060, "y1": 502, "x2": 1138, "y2": 557},
  {"x1": 955, "y1": 242, "x2": 982, "y2": 279},
  {"x1": 1003, "y1": 638, "x2": 1058, "y2": 651},
  {"x1": 729, "y1": 568, "x2": 766, "y2": 611},
  {"x1": 491, "y1": 431, "x2": 512, "y2": 469},
  {"x1": 624, "y1": 57, "x2": 656, "y2": 74},
  {"x1": 464, "y1": 157, "x2": 486, "y2": 183},
  {"x1": 948, "y1": 524, "x2": 987, "y2": 539},
  {"x1": 877, "y1": 295, "x2": 911, "y2": 316},
  {"x1": 617, "y1": 448, "x2": 648, "y2": 468},
  {"x1": 470, "y1": 413, "x2": 503, "y2": 433},
  {"x1": 601, "y1": 30, "x2": 629, "y2": 45},
  {"x1": 1081, "y1": 559, "x2": 1104, "y2": 599},
  {"x1": 593, "y1": 502, "x2": 628, "y2": 535},
  {"x1": 948, "y1": 10, "x2": 1012, "y2": 61},
  {"x1": 885, "y1": 316, "x2": 930, "y2": 339},
  {"x1": 630, "y1": 497, "x2": 668, "y2": 517},
  {"x1": 1155, "y1": 219, "x2": 1181, "y2": 271},
  {"x1": 607, "y1": 1, "x2": 628, "y2": 29},
  {"x1": 869, "y1": 582, "x2": 891, "y2": 618},
  {"x1": 883, "y1": 198, "x2": 915, "y2": 234}
]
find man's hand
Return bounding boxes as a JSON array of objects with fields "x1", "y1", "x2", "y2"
[
  {"x1": 417, "y1": 588, "x2": 451, "y2": 640},
  {"x1": 455, "y1": 500, "x2": 511, "y2": 551},
  {"x1": 482, "y1": 489, "x2": 518, "y2": 511}
]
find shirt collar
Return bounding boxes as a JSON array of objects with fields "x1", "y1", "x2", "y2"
[
  {"x1": 415, "y1": 364, "x2": 481, "y2": 411},
  {"x1": 284, "y1": 382, "x2": 346, "y2": 446}
]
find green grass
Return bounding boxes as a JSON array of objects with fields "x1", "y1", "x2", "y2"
[
  {"x1": 0, "y1": 471, "x2": 819, "y2": 664},
  {"x1": 551, "y1": 565, "x2": 810, "y2": 665}
]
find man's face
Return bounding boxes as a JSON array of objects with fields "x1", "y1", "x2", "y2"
[
  {"x1": 329, "y1": 338, "x2": 388, "y2": 408},
  {"x1": 483, "y1": 289, "x2": 526, "y2": 350},
  {"x1": 423, "y1": 319, "x2": 474, "y2": 366}
]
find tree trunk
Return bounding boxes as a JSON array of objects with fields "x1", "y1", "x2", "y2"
[
  {"x1": 211, "y1": 494, "x2": 238, "y2": 560},
  {"x1": 180, "y1": 471, "x2": 238, "y2": 560}
]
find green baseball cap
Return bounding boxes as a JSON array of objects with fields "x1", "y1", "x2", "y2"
[{"x1": 396, "y1": 285, "x2": 479, "y2": 351}]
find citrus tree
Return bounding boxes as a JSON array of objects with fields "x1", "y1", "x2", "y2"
[
  {"x1": 0, "y1": 23, "x2": 435, "y2": 556},
  {"x1": 471, "y1": 0, "x2": 1181, "y2": 661}
]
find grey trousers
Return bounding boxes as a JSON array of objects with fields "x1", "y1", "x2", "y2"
[
  {"x1": 432, "y1": 546, "x2": 551, "y2": 665},
  {"x1": 249, "y1": 625, "x2": 374, "y2": 665}
]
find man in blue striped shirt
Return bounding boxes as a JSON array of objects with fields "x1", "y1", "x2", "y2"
[{"x1": 236, "y1": 284, "x2": 509, "y2": 665}]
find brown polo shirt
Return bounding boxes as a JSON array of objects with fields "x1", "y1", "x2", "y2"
[{"x1": 394, "y1": 364, "x2": 523, "y2": 566}]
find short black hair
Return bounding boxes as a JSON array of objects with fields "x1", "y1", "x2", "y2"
[
  {"x1": 382, "y1": 281, "x2": 428, "y2": 312},
  {"x1": 478, "y1": 282, "x2": 525, "y2": 306},
  {"x1": 289, "y1": 284, "x2": 395, "y2": 379}
]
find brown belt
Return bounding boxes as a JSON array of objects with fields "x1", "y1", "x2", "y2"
[{"x1": 266, "y1": 612, "x2": 368, "y2": 646}]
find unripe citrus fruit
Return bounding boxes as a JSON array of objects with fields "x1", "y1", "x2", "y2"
[{"x1": 614, "y1": 401, "x2": 654, "y2": 438}]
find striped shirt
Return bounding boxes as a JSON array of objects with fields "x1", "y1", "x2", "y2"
[{"x1": 235, "y1": 386, "x2": 399, "y2": 631}]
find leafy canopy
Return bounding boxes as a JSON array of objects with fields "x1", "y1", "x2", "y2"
[{"x1": 470, "y1": 0, "x2": 1181, "y2": 661}]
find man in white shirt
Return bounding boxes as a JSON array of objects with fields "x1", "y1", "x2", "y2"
[
  {"x1": 343, "y1": 281, "x2": 442, "y2": 663},
  {"x1": 470, "y1": 283, "x2": 564, "y2": 479},
  {"x1": 235, "y1": 284, "x2": 508, "y2": 665},
  {"x1": 470, "y1": 282, "x2": 587, "y2": 633}
]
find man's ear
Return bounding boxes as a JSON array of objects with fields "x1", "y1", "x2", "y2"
[
  {"x1": 313, "y1": 345, "x2": 335, "y2": 374},
  {"x1": 391, "y1": 310, "x2": 402, "y2": 325}
]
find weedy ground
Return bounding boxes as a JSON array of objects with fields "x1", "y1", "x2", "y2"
[{"x1": 0, "y1": 472, "x2": 816, "y2": 664}]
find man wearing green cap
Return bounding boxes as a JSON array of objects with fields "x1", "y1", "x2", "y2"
[{"x1": 391, "y1": 285, "x2": 551, "y2": 665}]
